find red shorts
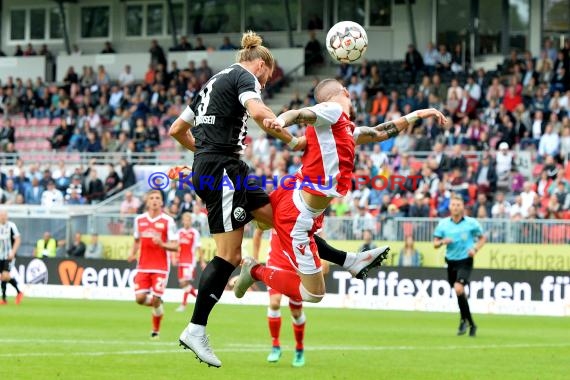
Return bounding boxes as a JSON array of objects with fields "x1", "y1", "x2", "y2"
[
  {"x1": 134, "y1": 272, "x2": 167, "y2": 297},
  {"x1": 177, "y1": 264, "x2": 195, "y2": 281},
  {"x1": 270, "y1": 186, "x2": 324, "y2": 275}
]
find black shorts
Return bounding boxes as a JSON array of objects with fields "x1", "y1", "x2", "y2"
[
  {"x1": 445, "y1": 257, "x2": 473, "y2": 286},
  {"x1": 0, "y1": 259, "x2": 10, "y2": 273},
  {"x1": 192, "y1": 153, "x2": 269, "y2": 234}
]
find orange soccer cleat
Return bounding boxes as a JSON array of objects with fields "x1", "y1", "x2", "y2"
[
  {"x1": 15, "y1": 292, "x2": 24, "y2": 305},
  {"x1": 0, "y1": 299, "x2": 7, "y2": 305},
  {"x1": 167, "y1": 165, "x2": 192, "y2": 181}
]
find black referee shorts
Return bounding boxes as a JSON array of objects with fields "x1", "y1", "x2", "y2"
[
  {"x1": 192, "y1": 153, "x2": 269, "y2": 234},
  {"x1": 445, "y1": 257, "x2": 473, "y2": 286}
]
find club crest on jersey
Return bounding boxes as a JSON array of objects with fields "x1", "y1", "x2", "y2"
[
  {"x1": 233, "y1": 207, "x2": 246, "y2": 222},
  {"x1": 345, "y1": 125, "x2": 352, "y2": 135},
  {"x1": 155, "y1": 222, "x2": 165, "y2": 229}
]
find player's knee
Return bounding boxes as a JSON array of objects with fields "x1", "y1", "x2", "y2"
[
  {"x1": 135, "y1": 296, "x2": 146, "y2": 305},
  {"x1": 299, "y1": 284, "x2": 324, "y2": 303},
  {"x1": 454, "y1": 283, "x2": 465, "y2": 296}
]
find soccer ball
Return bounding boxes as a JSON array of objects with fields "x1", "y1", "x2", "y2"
[{"x1": 326, "y1": 21, "x2": 368, "y2": 64}]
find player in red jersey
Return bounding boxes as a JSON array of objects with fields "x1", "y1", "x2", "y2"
[
  {"x1": 174, "y1": 212, "x2": 203, "y2": 312},
  {"x1": 127, "y1": 190, "x2": 179, "y2": 340},
  {"x1": 252, "y1": 226, "x2": 331, "y2": 367},
  {"x1": 234, "y1": 78, "x2": 447, "y2": 306}
]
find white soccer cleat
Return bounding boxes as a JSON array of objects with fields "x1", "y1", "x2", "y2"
[
  {"x1": 347, "y1": 246, "x2": 390, "y2": 280},
  {"x1": 233, "y1": 256, "x2": 257, "y2": 298},
  {"x1": 179, "y1": 327, "x2": 222, "y2": 368},
  {"x1": 175, "y1": 304, "x2": 186, "y2": 312}
]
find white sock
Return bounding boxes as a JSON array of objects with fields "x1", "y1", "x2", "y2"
[
  {"x1": 152, "y1": 304, "x2": 164, "y2": 316},
  {"x1": 292, "y1": 312, "x2": 306, "y2": 325},
  {"x1": 188, "y1": 322, "x2": 206, "y2": 336},
  {"x1": 267, "y1": 308, "x2": 281, "y2": 318}
]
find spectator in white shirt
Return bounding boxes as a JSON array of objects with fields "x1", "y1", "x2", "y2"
[
  {"x1": 495, "y1": 142, "x2": 513, "y2": 178},
  {"x1": 491, "y1": 192, "x2": 511, "y2": 217},
  {"x1": 41, "y1": 181, "x2": 64, "y2": 207},
  {"x1": 119, "y1": 65, "x2": 135, "y2": 88},
  {"x1": 538, "y1": 124, "x2": 560, "y2": 158},
  {"x1": 464, "y1": 76, "x2": 481, "y2": 102},
  {"x1": 509, "y1": 195, "x2": 528, "y2": 218},
  {"x1": 352, "y1": 206, "x2": 375, "y2": 240},
  {"x1": 108, "y1": 85, "x2": 124, "y2": 110},
  {"x1": 85, "y1": 233, "x2": 104, "y2": 259},
  {"x1": 370, "y1": 144, "x2": 389, "y2": 169},
  {"x1": 120, "y1": 191, "x2": 141, "y2": 215},
  {"x1": 520, "y1": 181, "x2": 538, "y2": 215},
  {"x1": 423, "y1": 42, "x2": 439, "y2": 74}
]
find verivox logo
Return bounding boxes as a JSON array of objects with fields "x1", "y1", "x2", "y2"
[
  {"x1": 57, "y1": 259, "x2": 136, "y2": 288},
  {"x1": 58, "y1": 260, "x2": 84, "y2": 286}
]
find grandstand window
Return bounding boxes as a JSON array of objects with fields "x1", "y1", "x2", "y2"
[
  {"x1": 369, "y1": 0, "x2": 391, "y2": 26},
  {"x1": 49, "y1": 8, "x2": 63, "y2": 40},
  {"x1": 125, "y1": 2, "x2": 185, "y2": 38},
  {"x1": 80, "y1": 6, "x2": 110, "y2": 39},
  {"x1": 543, "y1": 0, "x2": 570, "y2": 32},
  {"x1": 245, "y1": 0, "x2": 299, "y2": 32},
  {"x1": 336, "y1": 0, "x2": 365, "y2": 26},
  {"x1": 126, "y1": 5, "x2": 143, "y2": 37},
  {"x1": 146, "y1": 4, "x2": 163, "y2": 36},
  {"x1": 30, "y1": 9, "x2": 46, "y2": 40},
  {"x1": 167, "y1": 3, "x2": 184, "y2": 36},
  {"x1": 9, "y1": 7, "x2": 63, "y2": 42},
  {"x1": 188, "y1": 0, "x2": 241, "y2": 34},
  {"x1": 302, "y1": 0, "x2": 325, "y2": 30},
  {"x1": 10, "y1": 10, "x2": 26, "y2": 40}
]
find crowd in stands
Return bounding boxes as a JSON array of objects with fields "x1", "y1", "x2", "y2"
[{"x1": 1, "y1": 37, "x2": 570, "y2": 244}]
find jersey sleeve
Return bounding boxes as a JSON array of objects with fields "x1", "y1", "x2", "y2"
[
  {"x1": 9, "y1": 222, "x2": 20, "y2": 238},
  {"x1": 179, "y1": 105, "x2": 195, "y2": 123},
  {"x1": 306, "y1": 102, "x2": 343, "y2": 128},
  {"x1": 167, "y1": 217, "x2": 179, "y2": 241},
  {"x1": 433, "y1": 220, "x2": 445, "y2": 239},
  {"x1": 472, "y1": 219, "x2": 484, "y2": 238},
  {"x1": 193, "y1": 229, "x2": 201, "y2": 249},
  {"x1": 133, "y1": 216, "x2": 140, "y2": 239},
  {"x1": 236, "y1": 69, "x2": 262, "y2": 107}
]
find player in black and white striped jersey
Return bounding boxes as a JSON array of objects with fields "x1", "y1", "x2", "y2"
[{"x1": 0, "y1": 210, "x2": 23, "y2": 305}]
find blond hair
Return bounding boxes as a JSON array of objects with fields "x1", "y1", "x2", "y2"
[
  {"x1": 450, "y1": 193, "x2": 464, "y2": 203},
  {"x1": 236, "y1": 31, "x2": 274, "y2": 69}
]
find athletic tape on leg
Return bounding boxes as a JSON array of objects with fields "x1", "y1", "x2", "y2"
[{"x1": 299, "y1": 284, "x2": 324, "y2": 303}]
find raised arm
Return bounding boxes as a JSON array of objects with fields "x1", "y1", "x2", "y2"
[{"x1": 354, "y1": 108, "x2": 447, "y2": 145}]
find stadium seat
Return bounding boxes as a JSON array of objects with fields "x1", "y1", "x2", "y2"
[{"x1": 38, "y1": 118, "x2": 51, "y2": 127}]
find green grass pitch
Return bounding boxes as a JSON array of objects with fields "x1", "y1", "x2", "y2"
[{"x1": 2, "y1": 298, "x2": 568, "y2": 380}]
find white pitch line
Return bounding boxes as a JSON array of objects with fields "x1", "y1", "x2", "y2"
[{"x1": 0, "y1": 342, "x2": 568, "y2": 358}]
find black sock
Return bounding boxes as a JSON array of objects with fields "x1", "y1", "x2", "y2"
[
  {"x1": 1, "y1": 281, "x2": 6, "y2": 300},
  {"x1": 9, "y1": 278, "x2": 20, "y2": 294},
  {"x1": 457, "y1": 293, "x2": 474, "y2": 325},
  {"x1": 314, "y1": 235, "x2": 347, "y2": 266},
  {"x1": 190, "y1": 256, "x2": 236, "y2": 326}
]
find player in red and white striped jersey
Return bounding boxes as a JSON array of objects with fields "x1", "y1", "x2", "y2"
[
  {"x1": 127, "y1": 190, "x2": 179, "y2": 340},
  {"x1": 234, "y1": 78, "x2": 447, "y2": 307},
  {"x1": 174, "y1": 212, "x2": 203, "y2": 312}
]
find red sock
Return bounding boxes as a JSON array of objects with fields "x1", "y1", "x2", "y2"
[
  {"x1": 189, "y1": 287, "x2": 197, "y2": 297},
  {"x1": 152, "y1": 314, "x2": 163, "y2": 333},
  {"x1": 293, "y1": 323, "x2": 305, "y2": 350},
  {"x1": 251, "y1": 265, "x2": 302, "y2": 302},
  {"x1": 292, "y1": 312, "x2": 306, "y2": 351},
  {"x1": 182, "y1": 291, "x2": 189, "y2": 306},
  {"x1": 268, "y1": 316, "x2": 281, "y2": 347}
]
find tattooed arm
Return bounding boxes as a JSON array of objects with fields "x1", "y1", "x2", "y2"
[
  {"x1": 354, "y1": 108, "x2": 447, "y2": 145},
  {"x1": 245, "y1": 98, "x2": 303, "y2": 149}
]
